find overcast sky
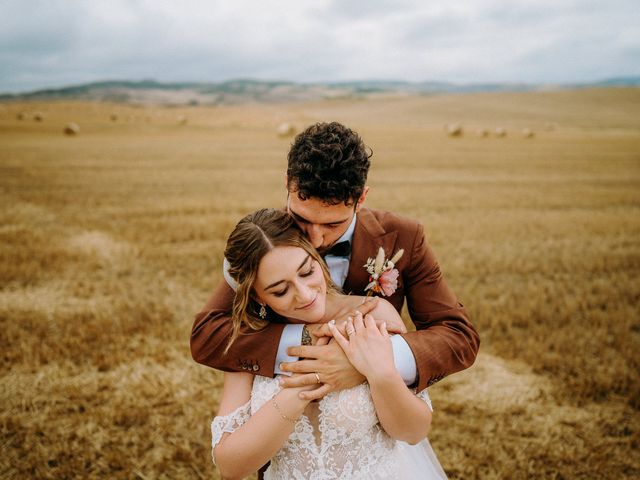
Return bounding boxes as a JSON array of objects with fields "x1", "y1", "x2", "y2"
[{"x1": 1, "y1": 0, "x2": 639, "y2": 93}]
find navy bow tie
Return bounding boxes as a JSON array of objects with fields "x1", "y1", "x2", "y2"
[{"x1": 322, "y1": 241, "x2": 351, "y2": 258}]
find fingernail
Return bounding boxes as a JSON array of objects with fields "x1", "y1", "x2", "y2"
[
  {"x1": 279, "y1": 363, "x2": 285, "y2": 371},
  {"x1": 347, "y1": 316, "x2": 353, "y2": 322},
  {"x1": 329, "y1": 319, "x2": 335, "y2": 326}
]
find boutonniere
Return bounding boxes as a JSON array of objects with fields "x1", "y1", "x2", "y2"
[{"x1": 363, "y1": 246, "x2": 404, "y2": 296}]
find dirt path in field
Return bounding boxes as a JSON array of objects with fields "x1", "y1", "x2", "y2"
[{"x1": 443, "y1": 352, "x2": 553, "y2": 410}]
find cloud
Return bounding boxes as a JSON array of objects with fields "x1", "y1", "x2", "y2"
[{"x1": 0, "y1": 0, "x2": 638, "y2": 92}]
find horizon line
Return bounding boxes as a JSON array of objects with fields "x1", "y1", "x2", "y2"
[{"x1": 2, "y1": 75, "x2": 640, "y2": 97}]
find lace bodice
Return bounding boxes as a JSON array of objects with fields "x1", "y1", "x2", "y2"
[{"x1": 212, "y1": 376, "x2": 433, "y2": 480}]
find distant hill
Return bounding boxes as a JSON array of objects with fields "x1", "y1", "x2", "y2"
[{"x1": 1, "y1": 77, "x2": 638, "y2": 105}]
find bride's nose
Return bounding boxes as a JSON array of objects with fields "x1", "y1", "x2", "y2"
[{"x1": 294, "y1": 282, "x2": 314, "y2": 303}]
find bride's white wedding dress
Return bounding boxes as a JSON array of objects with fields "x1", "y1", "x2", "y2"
[{"x1": 211, "y1": 376, "x2": 448, "y2": 479}]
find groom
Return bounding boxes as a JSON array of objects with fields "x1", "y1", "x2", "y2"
[{"x1": 191, "y1": 122, "x2": 479, "y2": 398}]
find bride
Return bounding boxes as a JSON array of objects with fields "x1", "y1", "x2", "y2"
[{"x1": 211, "y1": 208, "x2": 447, "y2": 479}]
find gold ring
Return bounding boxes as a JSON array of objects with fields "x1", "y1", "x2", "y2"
[{"x1": 314, "y1": 372, "x2": 321, "y2": 383}]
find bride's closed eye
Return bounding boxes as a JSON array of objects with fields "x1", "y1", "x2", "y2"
[
  {"x1": 300, "y1": 266, "x2": 315, "y2": 277},
  {"x1": 271, "y1": 267, "x2": 315, "y2": 297}
]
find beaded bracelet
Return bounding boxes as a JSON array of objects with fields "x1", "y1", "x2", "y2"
[{"x1": 272, "y1": 398, "x2": 298, "y2": 424}]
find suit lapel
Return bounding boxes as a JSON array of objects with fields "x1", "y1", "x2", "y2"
[{"x1": 343, "y1": 209, "x2": 398, "y2": 295}]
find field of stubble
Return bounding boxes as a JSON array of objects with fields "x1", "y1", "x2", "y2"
[{"x1": 1, "y1": 88, "x2": 639, "y2": 479}]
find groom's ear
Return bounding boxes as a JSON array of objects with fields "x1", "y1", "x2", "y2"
[{"x1": 354, "y1": 186, "x2": 370, "y2": 213}]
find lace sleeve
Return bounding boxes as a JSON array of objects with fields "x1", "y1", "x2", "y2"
[
  {"x1": 416, "y1": 388, "x2": 433, "y2": 412},
  {"x1": 210, "y1": 400, "x2": 251, "y2": 465}
]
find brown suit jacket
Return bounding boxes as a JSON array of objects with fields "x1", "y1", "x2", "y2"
[{"x1": 191, "y1": 208, "x2": 479, "y2": 391}]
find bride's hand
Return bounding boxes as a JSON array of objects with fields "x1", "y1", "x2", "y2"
[
  {"x1": 328, "y1": 311, "x2": 397, "y2": 382},
  {"x1": 310, "y1": 297, "x2": 406, "y2": 340}
]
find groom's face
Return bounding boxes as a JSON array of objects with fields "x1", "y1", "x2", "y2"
[{"x1": 287, "y1": 189, "x2": 366, "y2": 251}]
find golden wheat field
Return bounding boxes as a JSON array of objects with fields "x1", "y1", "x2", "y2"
[{"x1": 1, "y1": 88, "x2": 639, "y2": 479}]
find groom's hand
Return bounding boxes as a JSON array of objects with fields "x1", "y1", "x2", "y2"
[{"x1": 280, "y1": 341, "x2": 366, "y2": 401}]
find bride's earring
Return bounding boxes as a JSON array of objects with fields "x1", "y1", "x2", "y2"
[{"x1": 259, "y1": 303, "x2": 267, "y2": 319}]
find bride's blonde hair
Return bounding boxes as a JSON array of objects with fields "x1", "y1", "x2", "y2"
[{"x1": 223, "y1": 208, "x2": 335, "y2": 353}]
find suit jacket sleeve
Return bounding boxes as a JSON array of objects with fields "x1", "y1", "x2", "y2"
[
  {"x1": 190, "y1": 280, "x2": 285, "y2": 376},
  {"x1": 400, "y1": 223, "x2": 480, "y2": 391}
]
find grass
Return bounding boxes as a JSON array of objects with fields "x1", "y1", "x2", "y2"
[{"x1": 1, "y1": 88, "x2": 639, "y2": 479}]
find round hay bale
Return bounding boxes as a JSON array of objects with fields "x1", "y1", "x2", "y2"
[
  {"x1": 177, "y1": 115, "x2": 188, "y2": 125},
  {"x1": 477, "y1": 128, "x2": 489, "y2": 138},
  {"x1": 16, "y1": 111, "x2": 27, "y2": 121},
  {"x1": 277, "y1": 123, "x2": 296, "y2": 137},
  {"x1": 494, "y1": 127, "x2": 507, "y2": 137},
  {"x1": 63, "y1": 123, "x2": 80, "y2": 136},
  {"x1": 445, "y1": 123, "x2": 463, "y2": 137},
  {"x1": 110, "y1": 113, "x2": 118, "y2": 122},
  {"x1": 522, "y1": 128, "x2": 535, "y2": 138}
]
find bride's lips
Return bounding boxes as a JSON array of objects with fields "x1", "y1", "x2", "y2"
[{"x1": 297, "y1": 295, "x2": 317, "y2": 310}]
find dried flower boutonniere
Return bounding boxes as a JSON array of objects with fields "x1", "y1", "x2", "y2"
[{"x1": 363, "y1": 246, "x2": 404, "y2": 296}]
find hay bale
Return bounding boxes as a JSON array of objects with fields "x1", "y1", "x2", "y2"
[
  {"x1": 445, "y1": 123, "x2": 463, "y2": 137},
  {"x1": 277, "y1": 123, "x2": 296, "y2": 137},
  {"x1": 110, "y1": 114, "x2": 118, "y2": 122},
  {"x1": 63, "y1": 123, "x2": 80, "y2": 136},
  {"x1": 33, "y1": 111, "x2": 44, "y2": 122},
  {"x1": 177, "y1": 115, "x2": 188, "y2": 125},
  {"x1": 522, "y1": 128, "x2": 535, "y2": 138},
  {"x1": 494, "y1": 127, "x2": 507, "y2": 137},
  {"x1": 16, "y1": 111, "x2": 27, "y2": 121},
  {"x1": 477, "y1": 128, "x2": 489, "y2": 138}
]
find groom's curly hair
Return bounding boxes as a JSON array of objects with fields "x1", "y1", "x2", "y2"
[{"x1": 287, "y1": 122, "x2": 372, "y2": 206}]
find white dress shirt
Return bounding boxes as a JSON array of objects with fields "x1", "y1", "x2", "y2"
[{"x1": 223, "y1": 213, "x2": 418, "y2": 385}]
